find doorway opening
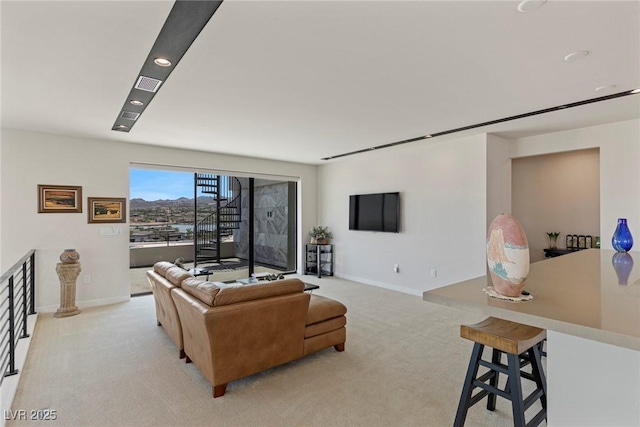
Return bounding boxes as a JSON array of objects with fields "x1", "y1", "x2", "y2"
[{"x1": 129, "y1": 167, "x2": 297, "y2": 296}]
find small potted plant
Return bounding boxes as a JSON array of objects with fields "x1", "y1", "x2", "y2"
[
  {"x1": 309, "y1": 226, "x2": 333, "y2": 244},
  {"x1": 547, "y1": 232, "x2": 560, "y2": 249}
]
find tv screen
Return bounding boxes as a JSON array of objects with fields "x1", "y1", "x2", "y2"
[{"x1": 349, "y1": 192, "x2": 399, "y2": 233}]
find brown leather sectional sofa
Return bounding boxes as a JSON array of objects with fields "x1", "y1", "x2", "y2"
[{"x1": 146, "y1": 261, "x2": 347, "y2": 397}]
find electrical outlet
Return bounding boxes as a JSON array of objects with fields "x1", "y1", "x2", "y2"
[
  {"x1": 83, "y1": 275, "x2": 91, "y2": 284},
  {"x1": 430, "y1": 269, "x2": 437, "y2": 278},
  {"x1": 393, "y1": 264, "x2": 399, "y2": 273}
]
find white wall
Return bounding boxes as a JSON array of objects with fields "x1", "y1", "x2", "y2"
[
  {"x1": 4, "y1": 119, "x2": 636, "y2": 307},
  {"x1": 547, "y1": 331, "x2": 640, "y2": 426},
  {"x1": 317, "y1": 119, "x2": 639, "y2": 296},
  {"x1": 318, "y1": 134, "x2": 489, "y2": 296},
  {"x1": 510, "y1": 119, "x2": 640, "y2": 251},
  {"x1": 0, "y1": 133, "x2": 3, "y2": 269},
  {"x1": 512, "y1": 148, "x2": 600, "y2": 262},
  {"x1": 0, "y1": 129, "x2": 318, "y2": 310},
  {"x1": 486, "y1": 134, "x2": 511, "y2": 227}
]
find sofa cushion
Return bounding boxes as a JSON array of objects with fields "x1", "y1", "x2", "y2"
[
  {"x1": 181, "y1": 277, "x2": 221, "y2": 306},
  {"x1": 304, "y1": 316, "x2": 346, "y2": 338},
  {"x1": 214, "y1": 279, "x2": 304, "y2": 306},
  {"x1": 153, "y1": 261, "x2": 175, "y2": 277},
  {"x1": 165, "y1": 266, "x2": 194, "y2": 287},
  {"x1": 306, "y1": 294, "x2": 347, "y2": 325}
]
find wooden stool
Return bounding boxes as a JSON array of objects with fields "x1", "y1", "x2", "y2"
[{"x1": 454, "y1": 317, "x2": 547, "y2": 427}]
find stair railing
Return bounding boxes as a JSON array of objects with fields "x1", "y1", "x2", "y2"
[
  {"x1": 219, "y1": 176, "x2": 242, "y2": 229},
  {"x1": 0, "y1": 250, "x2": 36, "y2": 386},
  {"x1": 194, "y1": 175, "x2": 242, "y2": 266}
]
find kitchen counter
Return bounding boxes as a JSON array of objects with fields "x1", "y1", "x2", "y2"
[
  {"x1": 423, "y1": 248, "x2": 640, "y2": 350},
  {"x1": 423, "y1": 248, "x2": 640, "y2": 426}
]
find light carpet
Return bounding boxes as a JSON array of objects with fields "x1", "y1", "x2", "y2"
[{"x1": 9, "y1": 275, "x2": 545, "y2": 427}]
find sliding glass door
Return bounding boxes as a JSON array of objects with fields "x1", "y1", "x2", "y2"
[{"x1": 130, "y1": 166, "x2": 298, "y2": 294}]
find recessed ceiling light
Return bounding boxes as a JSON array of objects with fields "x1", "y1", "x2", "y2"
[
  {"x1": 115, "y1": 125, "x2": 128, "y2": 130},
  {"x1": 595, "y1": 85, "x2": 617, "y2": 92},
  {"x1": 564, "y1": 50, "x2": 589, "y2": 62},
  {"x1": 517, "y1": 0, "x2": 547, "y2": 13},
  {"x1": 631, "y1": 88, "x2": 640, "y2": 94},
  {"x1": 154, "y1": 57, "x2": 172, "y2": 67},
  {"x1": 425, "y1": 135, "x2": 433, "y2": 138},
  {"x1": 129, "y1": 100, "x2": 144, "y2": 106}
]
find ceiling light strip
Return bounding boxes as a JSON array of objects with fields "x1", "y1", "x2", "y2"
[
  {"x1": 111, "y1": 1, "x2": 224, "y2": 132},
  {"x1": 322, "y1": 89, "x2": 639, "y2": 161}
]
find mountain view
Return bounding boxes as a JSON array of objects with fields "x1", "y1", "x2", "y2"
[
  {"x1": 130, "y1": 196, "x2": 215, "y2": 210},
  {"x1": 130, "y1": 196, "x2": 217, "y2": 225}
]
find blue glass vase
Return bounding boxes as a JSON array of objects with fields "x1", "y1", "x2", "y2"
[{"x1": 612, "y1": 218, "x2": 633, "y2": 252}]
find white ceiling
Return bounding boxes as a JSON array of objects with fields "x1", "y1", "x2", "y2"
[{"x1": 2, "y1": 0, "x2": 639, "y2": 165}]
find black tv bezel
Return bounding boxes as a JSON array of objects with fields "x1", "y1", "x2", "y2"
[{"x1": 349, "y1": 192, "x2": 400, "y2": 233}]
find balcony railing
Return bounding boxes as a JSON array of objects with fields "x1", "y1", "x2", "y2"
[{"x1": 0, "y1": 250, "x2": 36, "y2": 386}]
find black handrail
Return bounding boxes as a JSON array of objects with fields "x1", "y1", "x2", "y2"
[
  {"x1": 1, "y1": 250, "x2": 36, "y2": 386},
  {"x1": 194, "y1": 175, "x2": 242, "y2": 266}
]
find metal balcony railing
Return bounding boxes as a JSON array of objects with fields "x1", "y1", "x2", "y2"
[{"x1": 0, "y1": 250, "x2": 36, "y2": 386}]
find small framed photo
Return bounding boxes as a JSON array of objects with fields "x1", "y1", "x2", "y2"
[
  {"x1": 38, "y1": 184, "x2": 83, "y2": 213},
  {"x1": 87, "y1": 197, "x2": 126, "y2": 224},
  {"x1": 578, "y1": 235, "x2": 586, "y2": 249}
]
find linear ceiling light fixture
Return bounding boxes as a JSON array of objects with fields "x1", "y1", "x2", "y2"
[
  {"x1": 321, "y1": 89, "x2": 640, "y2": 161},
  {"x1": 111, "y1": 0, "x2": 223, "y2": 132}
]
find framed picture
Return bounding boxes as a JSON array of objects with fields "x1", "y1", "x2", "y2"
[
  {"x1": 87, "y1": 197, "x2": 127, "y2": 224},
  {"x1": 38, "y1": 184, "x2": 83, "y2": 213}
]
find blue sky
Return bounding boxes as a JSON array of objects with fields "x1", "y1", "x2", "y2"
[{"x1": 130, "y1": 169, "x2": 193, "y2": 201}]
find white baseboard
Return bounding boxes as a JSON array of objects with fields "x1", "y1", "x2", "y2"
[
  {"x1": 0, "y1": 314, "x2": 38, "y2": 427},
  {"x1": 335, "y1": 273, "x2": 423, "y2": 297},
  {"x1": 37, "y1": 295, "x2": 131, "y2": 313}
]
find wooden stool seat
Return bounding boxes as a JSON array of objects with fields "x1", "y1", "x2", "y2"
[
  {"x1": 460, "y1": 317, "x2": 546, "y2": 355},
  {"x1": 454, "y1": 317, "x2": 547, "y2": 427}
]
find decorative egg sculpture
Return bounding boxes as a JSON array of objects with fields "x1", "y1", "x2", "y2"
[{"x1": 487, "y1": 214, "x2": 530, "y2": 297}]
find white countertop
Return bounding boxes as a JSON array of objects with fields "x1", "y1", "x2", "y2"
[{"x1": 423, "y1": 249, "x2": 640, "y2": 351}]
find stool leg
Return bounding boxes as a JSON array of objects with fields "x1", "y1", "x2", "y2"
[
  {"x1": 531, "y1": 344, "x2": 548, "y2": 410},
  {"x1": 454, "y1": 343, "x2": 484, "y2": 427},
  {"x1": 487, "y1": 348, "x2": 501, "y2": 411},
  {"x1": 506, "y1": 353, "x2": 525, "y2": 426}
]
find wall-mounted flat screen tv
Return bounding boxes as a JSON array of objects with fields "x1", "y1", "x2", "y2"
[{"x1": 349, "y1": 192, "x2": 400, "y2": 233}]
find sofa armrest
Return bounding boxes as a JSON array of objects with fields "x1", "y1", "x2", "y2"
[{"x1": 146, "y1": 270, "x2": 183, "y2": 352}]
